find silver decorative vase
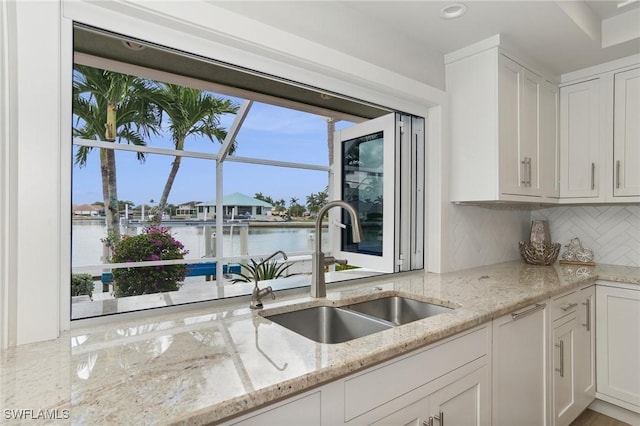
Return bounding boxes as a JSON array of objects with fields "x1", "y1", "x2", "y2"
[
  {"x1": 529, "y1": 220, "x2": 551, "y2": 244},
  {"x1": 519, "y1": 220, "x2": 561, "y2": 266}
]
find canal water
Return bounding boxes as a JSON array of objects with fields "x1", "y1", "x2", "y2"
[{"x1": 72, "y1": 221, "x2": 329, "y2": 274}]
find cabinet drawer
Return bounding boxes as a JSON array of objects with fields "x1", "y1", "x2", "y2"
[
  {"x1": 344, "y1": 326, "x2": 489, "y2": 421},
  {"x1": 551, "y1": 290, "x2": 580, "y2": 321}
]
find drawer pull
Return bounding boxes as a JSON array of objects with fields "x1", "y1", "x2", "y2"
[
  {"x1": 555, "y1": 340, "x2": 565, "y2": 377},
  {"x1": 591, "y1": 162, "x2": 596, "y2": 190},
  {"x1": 560, "y1": 302, "x2": 578, "y2": 311},
  {"x1": 616, "y1": 160, "x2": 621, "y2": 189},
  {"x1": 511, "y1": 303, "x2": 546, "y2": 321},
  {"x1": 582, "y1": 299, "x2": 591, "y2": 331},
  {"x1": 425, "y1": 411, "x2": 444, "y2": 426}
]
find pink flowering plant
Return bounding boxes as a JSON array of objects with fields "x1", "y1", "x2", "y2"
[{"x1": 111, "y1": 227, "x2": 189, "y2": 297}]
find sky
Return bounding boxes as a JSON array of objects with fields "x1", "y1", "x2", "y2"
[{"x1": 72, "y1": 99, "x2": 355, "y2": 208}]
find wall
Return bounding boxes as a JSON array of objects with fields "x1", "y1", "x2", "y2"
[
  {"x1": 532, "y1": 205, "x2": 640, "y2": 267},
  {"x1": 445, "y1": 204, "x2": 640, "y2": 271},
  {"x1": 446, "y1": 204, "x2": 530, "y2": 272}
]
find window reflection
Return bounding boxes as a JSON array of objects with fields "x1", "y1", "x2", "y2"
[{"x1": 341, "y1": 131, "x2": 384, "y2": 256}]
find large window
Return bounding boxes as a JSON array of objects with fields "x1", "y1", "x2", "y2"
[{"x1": 70, "y1": 26, "x2": 423, "y2": 320}]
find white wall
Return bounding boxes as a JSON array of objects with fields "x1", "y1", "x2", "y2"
[
  {"x1": 532, "y1": 205, "x2": 640, "y2": 267},
  {"x1": 6, "y1": 1, "x2": 66, "y2": 346},
  {"x1": 446, "y1": 204, "x2": 530, "y2": 272},
  {"x1": 445, "y1": 204, "x2": 640, "y2": 271}
]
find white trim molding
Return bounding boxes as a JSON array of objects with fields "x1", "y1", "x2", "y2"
[{"x1": 0, "y1": 0, "x2": 18, "y2": 349}]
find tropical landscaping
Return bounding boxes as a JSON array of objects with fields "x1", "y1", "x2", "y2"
[{"x1": 71, "y1": 64, "x2": 336, "y2": 307}]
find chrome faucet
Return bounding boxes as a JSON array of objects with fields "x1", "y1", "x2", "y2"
[
  {"x1": 311, "y1": 200, "x2": 363, "y2": 298},
  {"x1": 250, "y1": 250, "x2": 288, "y2": 309}
]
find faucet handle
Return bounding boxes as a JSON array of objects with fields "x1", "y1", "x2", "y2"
[{"x1": 324, "y1": 256, "x2": 348, "y2": 266}]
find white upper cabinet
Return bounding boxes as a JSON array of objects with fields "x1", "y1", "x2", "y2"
[
  {"x1": 447, "y1": 44, "x2": 559, "y2": 203},
  {"x1": 559, "y1": 79, "x2": 602, "y2": 199},
  {"x1": 613, "y1": 67, "x2": 640, "y2": 198},
  {"x1": 559, "y1": 60, "x2": 640, "y2": 203}
]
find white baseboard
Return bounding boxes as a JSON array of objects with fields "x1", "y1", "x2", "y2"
[{"x1": 589, "y1": 398, "x2": 640, "y2": 425}]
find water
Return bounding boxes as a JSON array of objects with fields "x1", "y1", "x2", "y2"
[{"x1": 72, "y1": 221, "x2": 328, "y2": 274}]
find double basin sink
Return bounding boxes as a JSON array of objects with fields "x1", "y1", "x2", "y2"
[{"x1": 263, "y1": 296, "x2": 453, "y2": 344}]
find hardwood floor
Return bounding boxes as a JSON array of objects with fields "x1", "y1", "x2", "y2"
[{"x1": 569, "y1": 409, "x2": 631, "y2": 426}]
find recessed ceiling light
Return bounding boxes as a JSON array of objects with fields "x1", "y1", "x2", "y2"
[
  {"x1": 121, "y1": 40, "x2": 146, "y2": 51},
  {"x1": 440, "y1": 3, "x2": 468, "y2": 19}
]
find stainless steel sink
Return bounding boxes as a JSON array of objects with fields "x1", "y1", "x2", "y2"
[
  {"x1": 264, "y1": 296, "x2": 453, "y2": 344},
  {"x1": 344, "y1": 296, "x2": 453, "y2": 326},
  {"x1": 265, "y1": 306, "x2": 394, "y2": 344}
]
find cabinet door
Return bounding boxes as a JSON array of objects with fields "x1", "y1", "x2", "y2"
[
  {"x1": 499, "y1": 55, "x2": 526, "y2": 196},
  {"x1": 540, "y1": 81, "x2": 560, "y2": 198},
  {"x1": 230, "y1": 392, "x2": 321, "y2": 426},
  {"x1": 596, "y1": 285, "x2": 640, "y2": 411},
  {"x1": 552, "y1": 315, "x2": 578, "y2": 426},
  {"x1": 613, "y1": 67, "x2": 640, "y2": 197},
  {"x1": 492, "y1": 303, "x2": 548, "y2": 426},
  {"x1": 428, "y1": 365, "x2": 489, "y2": 426},
  {"x1": 560, "y1": 79, "x2": 601, "y2": 198},
  {"x1": 369, "y1": 396, "x2": 428, "y2": 426},
  {"x1": 575, "y1": 286, "x2": 596, "y2": 410},
  {"x1": 521, "y1": 69, "x2": 542, "y2": 195}
]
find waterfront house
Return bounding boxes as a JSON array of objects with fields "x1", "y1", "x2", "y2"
[{"x1": 196, "y1": 192, "x2": 273, "y2": 220}]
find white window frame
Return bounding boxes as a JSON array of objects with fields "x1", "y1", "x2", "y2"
[{"x1": 3, "y1": 0, "x2": 445, "y2": 346}]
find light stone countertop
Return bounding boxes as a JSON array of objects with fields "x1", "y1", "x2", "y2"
[{"x1": 1, "y1": 261, "x2": 638, "y2": 425}]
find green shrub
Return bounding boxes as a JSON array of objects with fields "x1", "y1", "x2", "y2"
[
  {"x1": 71, "y1": 273, "x2": 94, "y2": 299},
  {"x1": 111, "y1": 227, "x2": 188, "y2": 297}
]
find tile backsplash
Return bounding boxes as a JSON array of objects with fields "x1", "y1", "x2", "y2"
[
  {"x1": 446, "y1": 203, "x2": 640, "y2": 271},
  {"x1": 531, "y1": 205, "x2": 640, "y2": 267},
  {"x1": 447, "y1": 204, "x2": 530, "y2": 271}
]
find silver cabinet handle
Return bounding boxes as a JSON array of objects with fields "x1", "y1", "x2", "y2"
[
  {"x1": 555, "y1": 340, "x2": 565, "y2": 377},
  {"x1": 616, "y1": 160, "x2": 621, "y2": 189},
  {"x1": 582, "y1": 298, "x2": 591, "y2": 331},
  {"x1": 560, "y1": 302, "x2": 578, "y2": 311},
  {"x1": 528, "y1": 157, "x2": 532, "y2": 187},
  {"x1": 521, "y1": 158, "x2": 527, "y2": 185},
  {"x1": 434, "y1": 411, "x2": 444, "y2": 425},
  {"x1": 591, "y1": 163, "x2": 596, "y2": 190},
  {"x1": 511, "y1": 303, "x2": 546, "y2": 321}
]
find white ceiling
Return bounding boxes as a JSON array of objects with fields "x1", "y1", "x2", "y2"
[{"x1": 213, "y1": 1, "x2": 640, "y2": 89}]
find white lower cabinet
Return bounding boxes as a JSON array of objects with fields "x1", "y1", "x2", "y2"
[
  {"x1": 596, "y1": 282, "x2": 640, "y2": 413},
  {"x1": 353, "y1": 359, "x2": 489, "y2": 426},
  {"x1": 221, "y1": 326, "x2": 489, "y2": 426},
  {"x1": 428, "y1": 364, "x2": 489, "y2": 426},
  {"x1": 343, "y1": 326, "x2": 489, "y2": 425},
  {"x1": 492, "y1": 302, "x2": 548, "y2": 426},
  {"x1": 229, "y1": 391, "x2": 321, "y2": 426},
  {"x1": 550, "y1": 286, "x2": 596, "y2": 426}
]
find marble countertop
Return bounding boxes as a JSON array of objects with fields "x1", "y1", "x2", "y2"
[{"x1": 1, "y1": 262, "x2": 638, "y2": 425}]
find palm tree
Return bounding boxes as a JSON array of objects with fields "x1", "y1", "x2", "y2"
[
  {"x1": 152, "y1": 84, "x2": 239, "y2": 215},
  {"x1": 73, "y1": 65, "x2": 161, "y2": 243}
]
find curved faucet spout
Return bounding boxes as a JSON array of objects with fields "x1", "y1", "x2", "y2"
[
  {"x1": 258, "y1": 250, "x2": 288, "y2": 268},
  {"x1": 311, "y1": 200, "x2": 363, "y2": 298},
  {"x1": 250, "y1": 250, "x2": 288, "y2": 309}
]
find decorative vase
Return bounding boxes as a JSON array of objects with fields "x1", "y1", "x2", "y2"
[
  {"x1": 519, "y1": 220, "x2": 561, "y2": 266},
  {"x1": 529, "y1": 220, "x2": 551, "y2": 244}
]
